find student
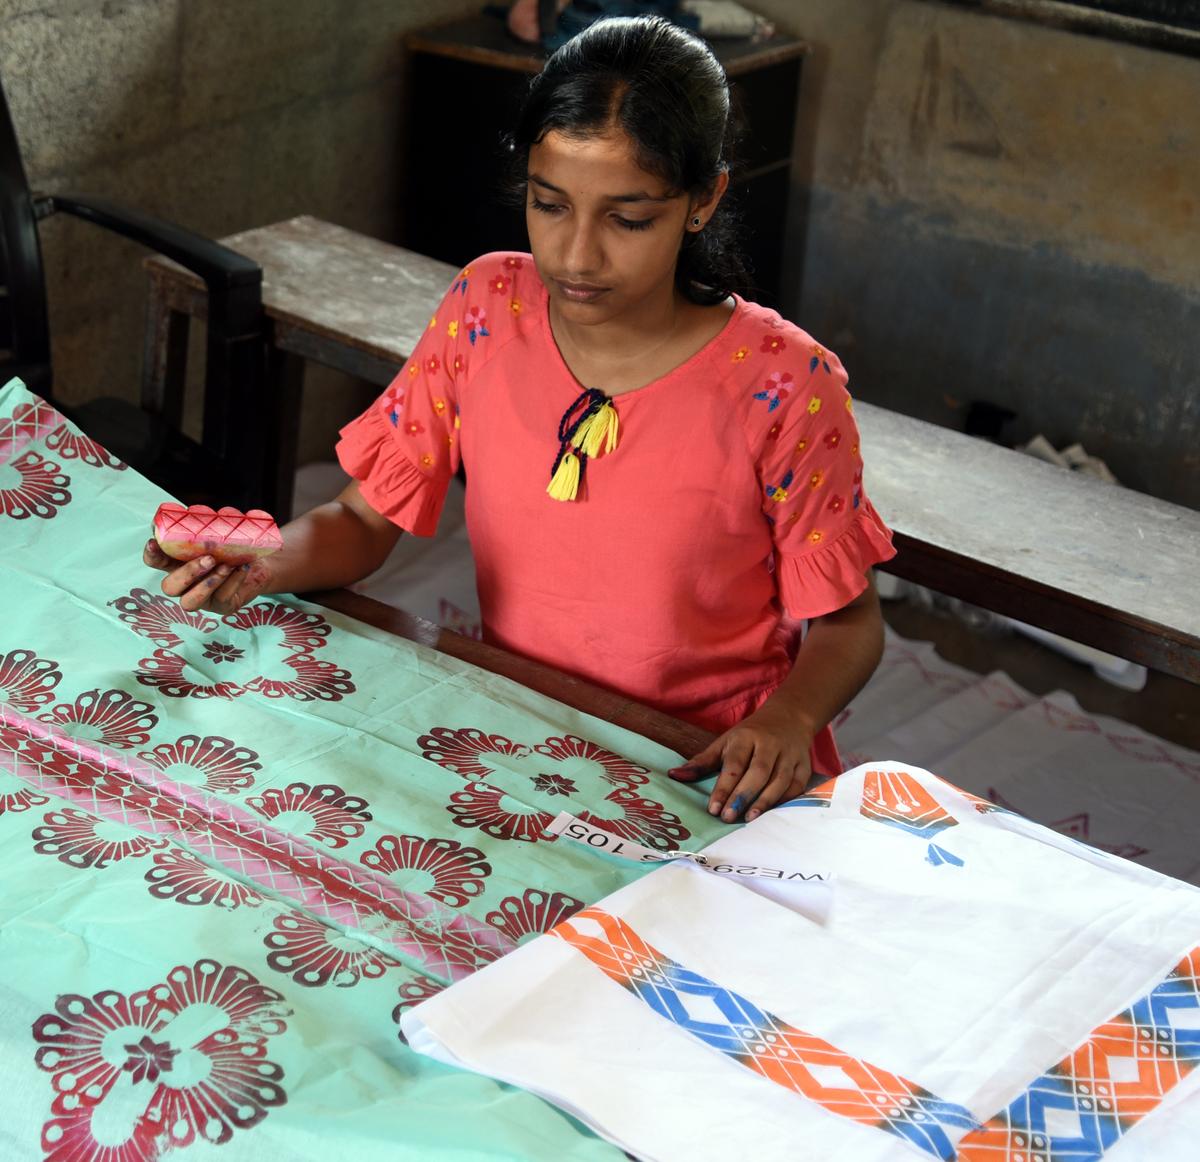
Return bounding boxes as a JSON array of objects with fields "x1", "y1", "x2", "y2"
[{"x1": 145, "y1": 16, "x2": 896, "y2": 825}]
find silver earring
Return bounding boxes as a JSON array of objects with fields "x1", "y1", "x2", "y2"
[{"x1": 691, "y1": 215, "x2": 703, "y2": 229}]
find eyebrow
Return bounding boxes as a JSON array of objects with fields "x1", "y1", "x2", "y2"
[{"x1": 527, "y1": 173, "x2": 670, "y2": 204}]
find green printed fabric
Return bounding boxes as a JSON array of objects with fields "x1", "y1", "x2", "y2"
[{"x1": 0, "y1": 377, "x2": 730, "y2": 1161}]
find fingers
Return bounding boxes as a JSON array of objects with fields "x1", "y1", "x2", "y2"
[
  {"x1": 711, "y1": 737, "x2": 777, "y2": 823},
  {"x1": 667, "y1": 737, "x2": 724, "y2": 782},
  {"x1": 143, "y1": 538, "x2": 172, "y2": 570},
  {"x1": 745, "y1": 765, "x2": 811, "y2": 824},
  {"x1": 160, "y1": 556, "x2": 232, "y2": 612}
]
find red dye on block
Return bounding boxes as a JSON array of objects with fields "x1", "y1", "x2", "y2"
[{"x1": 153, "y1": 503, "x2": 283, "y2": 565}]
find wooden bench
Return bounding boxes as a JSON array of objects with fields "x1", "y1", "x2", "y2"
[
  {"x1": 857, "y1": 403, "x2": 1200, "y2": 684},
  {"x1": 143, "y1": 216, "x2": 458, "y2": 518},
  {"x1": 144, "y1": 217, "x2": 1199, "y2": 685}
]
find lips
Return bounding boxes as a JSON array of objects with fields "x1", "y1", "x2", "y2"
[{"x1": 555, "y1": 280, "x2": 610, "y2": 302}]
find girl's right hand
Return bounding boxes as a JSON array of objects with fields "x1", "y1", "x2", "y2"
[{"x1": 143, "y1": 539, "x2": 273, "y2": 614}]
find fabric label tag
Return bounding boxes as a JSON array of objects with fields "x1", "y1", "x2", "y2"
[{"x1": 546, "y1": 812, "x2": 835, "y2": 886}]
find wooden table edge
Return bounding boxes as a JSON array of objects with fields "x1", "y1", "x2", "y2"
[{"x1": 310, "y1": 588, "x2": 715, "y2": 757}]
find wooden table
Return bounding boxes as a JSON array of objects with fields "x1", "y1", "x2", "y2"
[
  {"x1": 858, "y1": 401, "x2": 1200, "y2": 683},
  {"x1": 313, "y1": 588, "x2": 713, "y2": 759},
  {"x1": 143, "y1": 216, "x2": 458, "y2": 519}
]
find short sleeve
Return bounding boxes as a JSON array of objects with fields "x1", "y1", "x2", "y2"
[
  {"x1": 335, "y1": 254, "x2": 523, "y2": 535},
  {"x1": 751, "y1": 337, "x2": 896, "y2": 619}
]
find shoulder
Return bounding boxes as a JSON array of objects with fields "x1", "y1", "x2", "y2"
[
  {"x1": 438, "y1": 251, "x2": 543, "y2": 348},
  {"x1": 717, "y1": 298, "x2": 850, "y2": 457}
]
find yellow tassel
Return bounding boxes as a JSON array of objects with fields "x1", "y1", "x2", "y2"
[
  {"x1": 571, "y1": 402, "x2": 620, "y2": 459},
  {"x1": 546, "y1": 451, "x2": 581, "y2": 501}
]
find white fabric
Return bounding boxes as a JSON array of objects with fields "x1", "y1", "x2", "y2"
[{"x1": 403, "y1": 763, "x2": 1200, "y2": 1162}]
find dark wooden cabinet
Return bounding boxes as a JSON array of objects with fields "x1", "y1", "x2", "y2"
[{"x1": 402, "y1": 15, "x2": 807, "y2": 308}]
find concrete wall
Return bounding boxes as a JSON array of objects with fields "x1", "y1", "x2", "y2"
[
  {"x1": 1, "y1": 0, "x2": 480, "y2": 462},
  {"x1": 756, "y1": 0, "x2": 1200, "y2": 507},
  {"x1": 5, "y1": 1, "x2": 1198, "y2": 502}
]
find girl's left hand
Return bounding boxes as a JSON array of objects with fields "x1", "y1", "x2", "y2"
[{"x1": 668, "y1": 700, "x2": 814, "y2": 823}]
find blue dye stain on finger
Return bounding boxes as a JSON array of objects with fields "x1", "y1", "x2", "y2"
[{"x1": 729, "y1": 795, "x2": 746, "y2": 816}]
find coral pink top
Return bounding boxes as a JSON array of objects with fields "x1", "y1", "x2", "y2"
[{"x1": 337, "y1": 253, "x2": 895, "y2": 777}]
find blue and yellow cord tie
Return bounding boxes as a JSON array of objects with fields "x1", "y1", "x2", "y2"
[{"x1": 547, "y1": 387, "x2": 620, "y2": 502}]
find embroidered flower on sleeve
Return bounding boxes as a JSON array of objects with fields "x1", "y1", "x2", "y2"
[
  {"x1": 452, "y1": 268, "x2": 471, "y2": 295},
  {"x1": 731, "y1": 346, "x2": 749, "y2": 364},
  {"x1": 510, "y1": 298, "x2": 522, "y2": 316},
  {"x1": 807, "y1": 396, "x2": 823, "y2": 415},
  {"x1": 807, "y1": 530, "x2": 824, "y2": 544},
  {"x1": 761, "y1": 335, "x2": 786, "y2": 355},
  {"x1": 503, "y1": 256, "x2": 524, "y2": 271},
  {"x1": 753, "y1": 371, "x2": 794, "y2": 412},
  {"x1": 406, "y1": 420, "x2": 425, "y2": 437},
  {"x1": 428, "y1": 315, "x2": 437, "y2": 330},
  {"x1": 810, "y1": 345, "x2": 832, "y2": 374},
  {"x1": 381, "y1": 383, "x2": 406, "y2": 427},
  {"x1": 407, "y1": 363, "x2": 420, "y2": 379},
  {"x1": 465, "y1": 306, "x2": 490, "y2": 345},
  {"x1": 809, "y1": 469, "x2": 824, "y2": 490},
  {"x1": 823, "y1": 428, "x2": 842, "y2": 450},
  {"x1": 766, "y1": 421, "x2": 782, "y2": 441},
  {"x1": 425, "y1": 355, "x2": 441, "y2": 375},
  {"x1": 432, "y1": 399, "x2": 446, "y2": 416},
  {"x1": 420, "y1": 453, "x2": 435, "y2": 469},
  {"x1": 447, "y1": 320, "x2": 459, "y2": 339},
  {"x1": 764, "y1": 470, "x2": 793, "y2": 504},
  {"x1": 794, "y1": 437, "x2": 808, "y2": 455},
  {"x1": 829, "y1": 495, "x2": 845, "y2": 514},
  {"x1": 488, "y1": 275, "x2": 508, "y2": 295},
  {"x1": 453, "y1": 352, "x2": 466, "y2": 374}
]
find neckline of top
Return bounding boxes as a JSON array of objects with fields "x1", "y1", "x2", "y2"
[{"x1": 534, "y1": 273, "x2": 747, "y2": 405}]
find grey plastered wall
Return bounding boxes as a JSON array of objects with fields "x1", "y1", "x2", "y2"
[
  {"x1": 1, "y1": 0, "x2": 480, "y2": 464},
  {"x1": 757, "y1": 0, "x2": 1200, "y2": 507}
]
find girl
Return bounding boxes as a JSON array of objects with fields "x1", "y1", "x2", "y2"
[{"x1": 145, "y1": 16, "x2": 896, "y2": 825}]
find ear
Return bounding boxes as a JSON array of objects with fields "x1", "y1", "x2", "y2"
[{"x1": 689, "y1": 166, "x2": 731, "y2": 224}]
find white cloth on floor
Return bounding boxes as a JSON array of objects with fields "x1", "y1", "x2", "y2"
[{"x1": 403, "y1": 762, "x2": 1200, "y2": 1162}]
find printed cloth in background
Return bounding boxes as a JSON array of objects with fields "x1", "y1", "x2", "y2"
[
  {"x1": 0, "y1": 376, "x2": 733, "y2": 1160},
  {"x1": 404, "y1": 762, "x2": 1200, "y2": 1162}
]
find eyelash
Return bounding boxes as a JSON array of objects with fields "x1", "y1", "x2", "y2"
[{"x1": 529, "y1": 196, "x2": 655, "y2": 232}]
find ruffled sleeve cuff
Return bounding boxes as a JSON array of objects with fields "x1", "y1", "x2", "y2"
[
  {"x1": 775, "y1": 497, "x2": 897, "y2": 620},
  {"x1": 335, "y1": 405, "x2": 448, "y2": 537}
]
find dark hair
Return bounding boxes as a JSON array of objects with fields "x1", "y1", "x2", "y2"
[{"x1": 506, "y1": 15, "x2": 748, "y2": 306}]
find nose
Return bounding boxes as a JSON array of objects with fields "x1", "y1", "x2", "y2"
[{"x1": 562, "y1": 215, "x2": 603, "y2": 277}]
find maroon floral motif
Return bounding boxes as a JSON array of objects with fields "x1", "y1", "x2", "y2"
[
  {"x1": 0, "y1": 450, "x2": 70, "y2": 518},
  {"x1": 0, "y1": 774, "x2": 49, "y2": 816},
  {"x1": 264, "y1": 910, "x2": 401, "y2": 987},
  {"x1": 419, "y1": 726, "x2": 533, "y2": 778},
  {"x1": 38, "y1": 687, "x2": 158, "y2": 749},
  {"x1": 32, "y1": 807, "x2": 168, "y2": 869},
  {"x1": 223, "y1": 602, "x2": 330, "y2": 653},
  {"x1": 392, "y1": 975, "x2": 445, "y2": 1038},
  {"x1": 360, "y1": 833, "x2": 491, "y2": 906},
  {"x1": 111, "y1": 587, "x2": 218, "y2": 647},
  {"x1": 134, "y1": 648, "x2": 246, "y2": 699},
  {"x1": 447, "y1": 781, "x2": 555, "y2": 843},
  {"x1": 245, "y1": 781, "x2": 372, "y2": 848},
  {"x1": 534, "y1": 734, "x2": 650, "y2": 790},
  {"x1": 139, "y1": 733, "x2": 261, "y2": 794},
  {"x1": 121, "y1": 1034, "x2": 178, "y2": 1084},
  {"x1": 246, "y1": 653, "x2": 355, "y2": 701},
  {"x1": 44, "y1": 423, "x2": 126, "y2": 469},
  {"x1": 34, "y1": 959, "x2": 290, "y2": 1157},
  {"x1": 587, "y1": 788, "x2": 692, "y2": 851},
  {"x1": 485, "y1": 888, "x2": 584, "y2": 945},
  {"x1": 532, "y1": 773, "x2": 576, "y2": 796},
  {"x1": 0, "y1": 647, "x2": 62, "y2": 711},
  {"x1": 145, "y1": 847, "x2": 263, "y2": 909},
  {"x1": 202, "y1": 641, "x2": 245, "y2": 663}
]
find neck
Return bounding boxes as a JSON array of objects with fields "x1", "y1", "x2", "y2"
[{"x1": 550, "y1": 276, "x2": 684, "y2": 366}]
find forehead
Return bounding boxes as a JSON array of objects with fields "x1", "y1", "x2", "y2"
[{"x1": 529, "y1": 129, "x2": 675, "y2": 199}]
